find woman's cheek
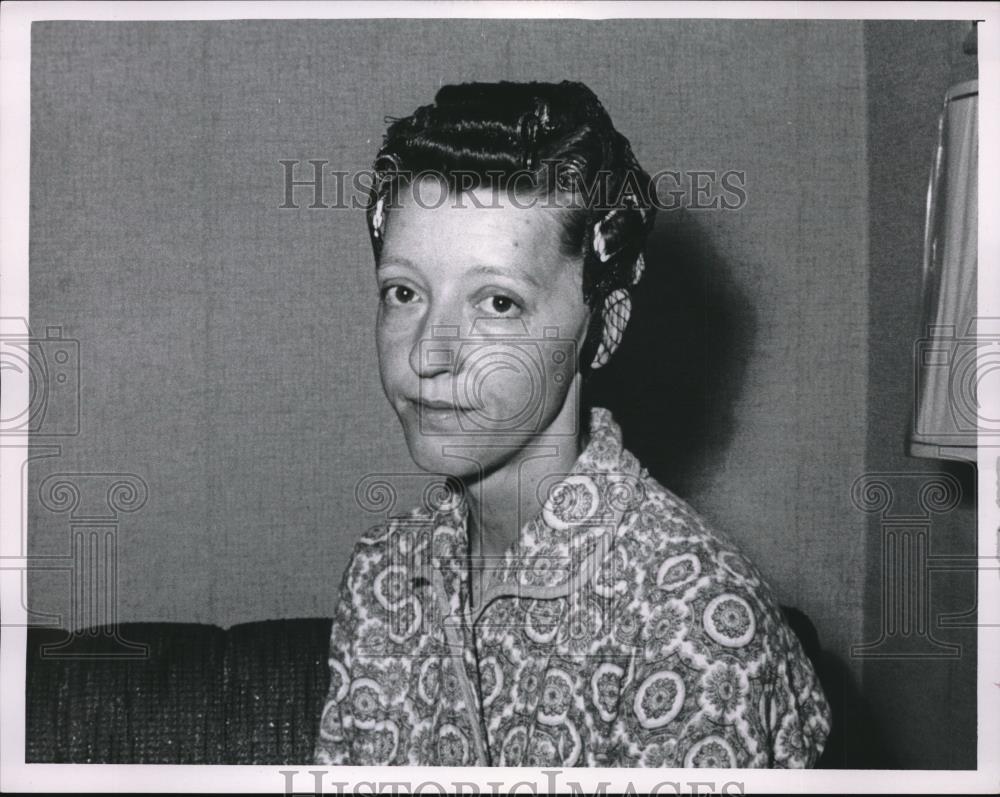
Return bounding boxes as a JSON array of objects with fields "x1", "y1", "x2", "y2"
[{"x1": 376, "y1": 323, "x2": 413, "y2": 395}]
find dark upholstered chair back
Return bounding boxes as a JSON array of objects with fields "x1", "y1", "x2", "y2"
[
  {"x1": 26, "y1": 609, "x2": 845, "y2": 765},
  {"x1": 25, "y1": 619, "x2": 332, "y2": 764}
]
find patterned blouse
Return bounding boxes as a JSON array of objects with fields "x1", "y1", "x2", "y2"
[{"x1": 313, "y1": 407, "x2": 831, "y2": 767}]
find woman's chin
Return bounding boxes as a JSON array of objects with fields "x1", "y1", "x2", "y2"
[{"x1": 401, "y1": 428, "x2": 517, "y2": 481}]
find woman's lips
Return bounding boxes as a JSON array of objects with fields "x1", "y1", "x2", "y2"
[
  {"x1": 406, "y1": 396, "x2": 477, "y2": 426},
  {"x1": 413, "y1": 397, "x2": 466, "y2": 411}
]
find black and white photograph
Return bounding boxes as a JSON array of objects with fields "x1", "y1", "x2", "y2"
[{"x1": 1, "y1": 1, "x2": 998, "y2": 793}]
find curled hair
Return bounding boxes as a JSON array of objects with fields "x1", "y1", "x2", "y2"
[{"x1": 367, "y1": 81, "x2": 656, "y2": 369}]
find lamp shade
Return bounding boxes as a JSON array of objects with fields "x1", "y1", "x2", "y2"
[{"x1": 909, "y1": 79, "x2": 982, "y2": 463}]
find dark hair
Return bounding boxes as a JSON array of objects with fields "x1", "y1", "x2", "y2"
[{"x1": 366, "y1": 80, "x2": 656, "y2": 369}]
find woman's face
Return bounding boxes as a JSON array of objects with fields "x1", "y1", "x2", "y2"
[{"x1": 375, "y1": 179, "x2": 592, "y2": 479}]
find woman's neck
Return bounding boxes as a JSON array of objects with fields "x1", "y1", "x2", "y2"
[{"x1": 462, "y1": 395, "x2": 588, "y2": 561}]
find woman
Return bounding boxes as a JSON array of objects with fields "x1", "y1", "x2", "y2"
[{"x1": 313, "y1": 81, "x2": 831, "y2": 767}]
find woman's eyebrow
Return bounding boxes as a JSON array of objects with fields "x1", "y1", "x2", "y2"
[
  {"x1": 467, "y1": 264, "x2": 541, "y2": 288},
  {"x1": 376, "y1": 259, "x2": 542, "y2": 288},
  {"x1": 375, "y1": 257, "x2": 418, "y2": 271}
]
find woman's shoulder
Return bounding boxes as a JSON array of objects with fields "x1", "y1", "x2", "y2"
[
  {"x1": 609, "y1": 470, "x2": 832, "y2": 766},
  {"x1": 623, "y1": 469, "x2": 757, "y2": 564},
  {"x1": 353, "y1": 499, "x2": 443, "y2": 543},
  {"x1": 615, "y1": 468, "x2": 795, "y2": 648},
  {"x1": 343, "y1": 505, "x2": 443, "y2": 575}
]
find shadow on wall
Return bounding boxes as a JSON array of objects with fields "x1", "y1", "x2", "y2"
[
  {"x1": 587, "y1": 211, "x2": 895, "y2": 768},
  {"x1": 783, "y1": 607, "x2": 895, "y2": 769},
  {"x1": 586, "y1": 208, "x2": 755, "y2": 500}
]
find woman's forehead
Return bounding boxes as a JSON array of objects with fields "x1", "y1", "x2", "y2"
[{"x1": 381, "y1": 183, "x2": 578, "y2": 279}]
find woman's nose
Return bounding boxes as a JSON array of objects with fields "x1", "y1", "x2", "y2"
[{"x1": 409, "y1": 299, "x2": 466, "y2": 379}]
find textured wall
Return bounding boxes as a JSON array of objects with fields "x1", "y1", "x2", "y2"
[
  {"x1": 27, "y1": 16, "x2": 878, "y2": 755},
  {"x1": 860, "y1": 20, "x2": 978, "y2": 769}
]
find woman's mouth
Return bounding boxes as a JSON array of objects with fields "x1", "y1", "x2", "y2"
[
  {"x1": 414, "y1": 397, "x2": 465, "y2": 411},
  {"x1": 406, "y1": 396, "x2": 478, "y2": 427}
]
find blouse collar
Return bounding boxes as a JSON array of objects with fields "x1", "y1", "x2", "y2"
[{"x1": 427, "y1": 405, "x2": 643, "y2": 608}]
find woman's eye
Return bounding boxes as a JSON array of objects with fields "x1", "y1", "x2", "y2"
[
  {"x1": 381, "y1": 285, "x2": 419, "y2": 306},
  {"x1": 477, "y1": 294, "x2": 522, "y2": 317}
]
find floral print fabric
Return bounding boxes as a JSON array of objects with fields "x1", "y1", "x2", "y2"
[{"x1": 314, "y1": 407, "x2": 831, "y2": 767}]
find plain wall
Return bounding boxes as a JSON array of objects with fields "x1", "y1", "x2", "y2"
[{"x1": 25, "y1": 18, "x2": 976, "y2": 768}]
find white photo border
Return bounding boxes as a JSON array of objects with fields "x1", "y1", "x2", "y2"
[{"x1": 2, "y1": 1, "x2": 998, "y2": 793}]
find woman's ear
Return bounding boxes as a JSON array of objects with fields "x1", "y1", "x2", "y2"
[{"x1": 590, "y1": 288, "x2": 632, "y2": 370}]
